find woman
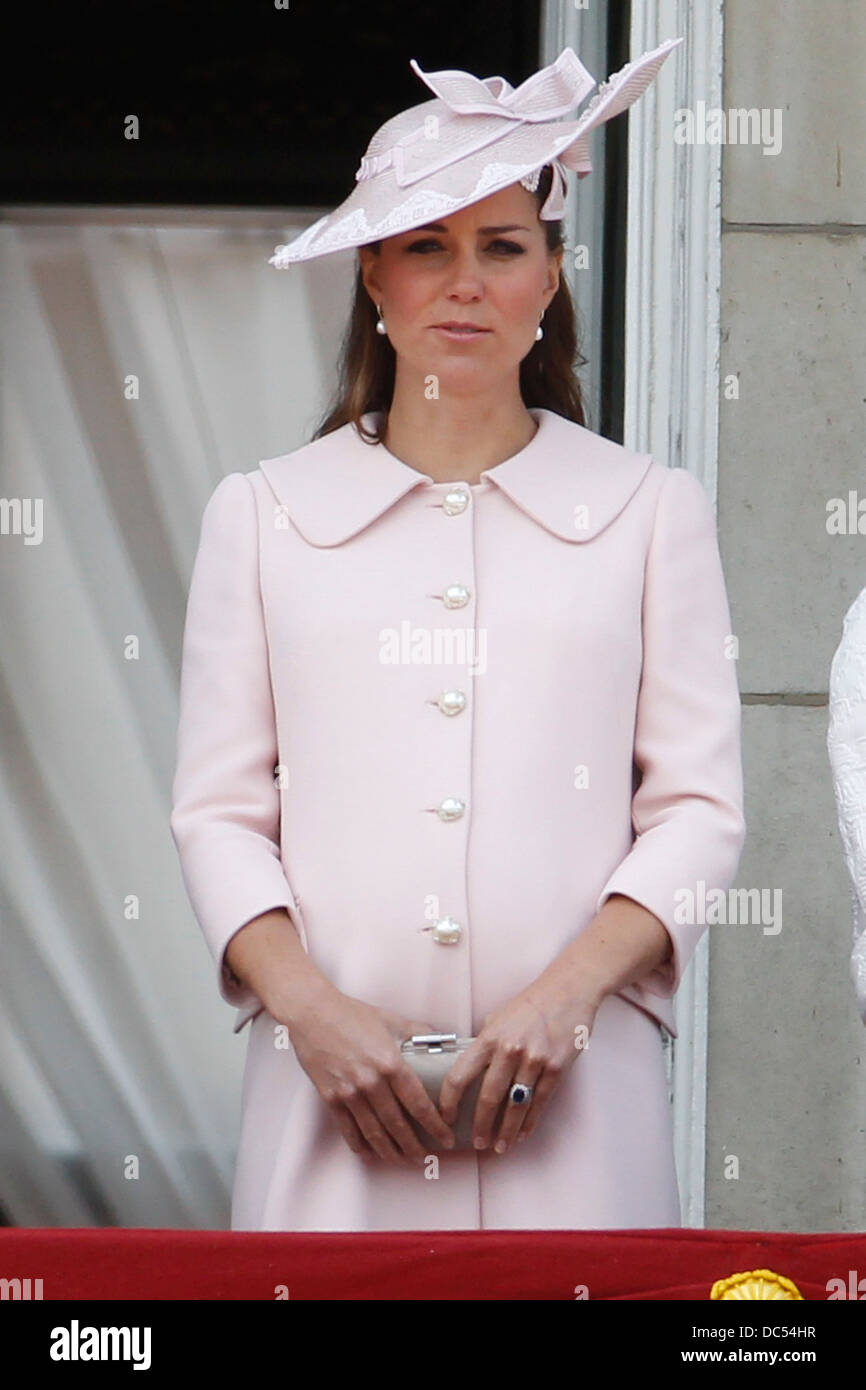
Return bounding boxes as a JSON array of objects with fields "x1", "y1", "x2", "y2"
[{"x1": 170, "y1": 40, "x2": 746, "y2": 1231}]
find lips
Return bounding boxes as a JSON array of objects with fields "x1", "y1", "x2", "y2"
[
  {"x1": 431, "y1": 322, "x2": 491, "y2": 337},
  {"x1": 435, "y1": 322, "x2": 488, "y2": 330}
]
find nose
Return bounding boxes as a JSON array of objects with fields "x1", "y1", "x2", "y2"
[{"x1": 443, "y1": 244, "x2": 485, "y2": 299}]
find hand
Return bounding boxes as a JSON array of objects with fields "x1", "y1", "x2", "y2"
[
  {"x1": 438, "y1": 980, "x2": 598, "y2": 1155},
  {"x1": 280, "y1": 982, "x2": 456, "y2": 1165}
]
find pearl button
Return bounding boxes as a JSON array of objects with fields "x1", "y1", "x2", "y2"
[
  {"x1": 443, "y1": 584, "x2": 470, "y2": 609},
  {"x1": 442, "y1": 488, "x2": 470, "y2": 516},
  {"x1": 437, "y1": 797, "x2": 465, "y2": 821},
  {"x1": 437, "y1": 689, "x2": 466, "y2": 716},
  {"x1": 432, "y1": 916, "x2": 463, "y2": 944}
]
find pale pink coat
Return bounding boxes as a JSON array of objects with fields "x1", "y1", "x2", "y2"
[{"x1": 170, "y1": 406, "x2": 746, "y2": 1231}]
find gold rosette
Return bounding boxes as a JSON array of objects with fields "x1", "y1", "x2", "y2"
[{"x1": 710, "y1": 1268, "x2": 804, "y2": 1300}]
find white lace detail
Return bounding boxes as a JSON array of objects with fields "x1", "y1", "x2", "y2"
[
  {"x1": 269, "y1": 162, "x2": 557, "y2": 265},
  {"x1": 472, "y1": 160, "x2": 545, "y2": 197},
  {"x1": 828, "y1": 584, "x2": 866, "y2": 1023},
  {"x1": 574, "y1": 65, "x2": 622, "y2": 125}
]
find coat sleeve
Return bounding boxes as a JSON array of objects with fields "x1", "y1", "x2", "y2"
[
  {"x1": 594, "y1": 464, "x2": 747, "y2": 997},
  {"x1": 170, "y1": 470, "x2": 302, "y2": 1015}
]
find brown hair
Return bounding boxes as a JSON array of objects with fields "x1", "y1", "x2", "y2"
[{"x1": 312, "y1": 164, "x2": 586, "y2": 442}]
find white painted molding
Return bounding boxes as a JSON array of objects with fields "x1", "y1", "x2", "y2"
[
  {"x1": 626, "y1": 0, "x2": 724, "y2": 489},
  {"x1": 540, "y1": 3, "x2": 608, "y2": 431},
  {"x1": 625, "y1": 0, "x2": 725, "y2": 1227}
]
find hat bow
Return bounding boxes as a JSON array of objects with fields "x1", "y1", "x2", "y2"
[
  {"x1": 353, "y1": 40, "x2": 681, "y2": 221},
  {"x1": 354, "y1": 49, "x2": 596, "y2": 206}
]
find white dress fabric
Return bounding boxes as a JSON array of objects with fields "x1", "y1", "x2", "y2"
[{"x1": 828, "y1": 584, "x2": 866, "y2": 1023}]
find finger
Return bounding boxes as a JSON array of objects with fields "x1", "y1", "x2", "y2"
[
  {"x1": 331, "y1": 1104, "x2": 373, "y2": 1158},
  {"x1": 513, "y1": 1070, "x2": 562, "y2": 1145},
  {"x1": 344, "y1": 1094, "x2": 406, "y2": 1165},
  {"x1": 366, "y1": 1078, "x2": 433, "y2": 1164},
  {"x1": 491, "y1": 1060, "x2": 548, "y2": 1153},
  {"x1": 469, "y1": 1050, "x2": 523, "y2": 1149},
  {"x1": 437, "y1": 1041, "x2": 488, "y2": 1126},
  {"x1": 391, "y1": 1066, "x2": 456, "y2": 1150}
]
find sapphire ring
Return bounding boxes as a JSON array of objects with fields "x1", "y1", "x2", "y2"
[{"x1": 508, "y1": 1082, "x2": 534, "y2": 1106}]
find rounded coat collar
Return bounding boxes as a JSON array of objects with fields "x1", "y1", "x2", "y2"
[{"x1": 257, "y1": 407, "x2": 653, "y2": 547}]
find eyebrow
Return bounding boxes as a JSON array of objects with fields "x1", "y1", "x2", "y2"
[{"x1": 410, "y1": 222, "x2": 531, "y2": 234}]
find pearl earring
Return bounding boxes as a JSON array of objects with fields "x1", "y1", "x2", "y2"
[
  {"x1": 375, "y1": 303, "x2": 388, "y2": 336},
  {"x1": 535, "y1": 313, "x2": 545, "y2": 342}
]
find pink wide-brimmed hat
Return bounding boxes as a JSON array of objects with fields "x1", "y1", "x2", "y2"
[{"x1": 269, "y1": 36, "x2": 683, "y2": 267}]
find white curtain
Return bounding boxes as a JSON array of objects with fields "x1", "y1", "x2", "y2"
[{"x1": 0, "y1": 211, "x2": 355, "y2": 1226}]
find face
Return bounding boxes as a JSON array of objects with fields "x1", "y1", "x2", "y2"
[{"x1": 358, "y1": 182, "x2": 563, "y2": 398}]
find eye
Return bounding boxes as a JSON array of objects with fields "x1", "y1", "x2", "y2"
[{"x1": 404, "y1": 237, "x2": 526, "y2": 255}]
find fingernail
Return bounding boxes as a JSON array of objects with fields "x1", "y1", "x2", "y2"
[
  {"x1": 473, "y1": 1137, "x2": 486, "y2": 1150},
  {"x1": 495, "y1": 1140, "x2": 507, "y2": 1154},
  {"x1": 443, "y1": 1136, "x2": 455, "y2": 1149}
]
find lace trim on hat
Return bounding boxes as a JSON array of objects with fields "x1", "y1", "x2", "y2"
[{"x1": 270, "y1": 160, "x2": 560, "y2": 265}]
